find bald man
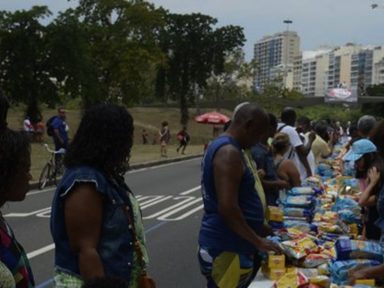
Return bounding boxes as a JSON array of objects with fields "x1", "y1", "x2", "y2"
[{"x1": 198, "y1": 103, "x2": 282, "y2": 288}]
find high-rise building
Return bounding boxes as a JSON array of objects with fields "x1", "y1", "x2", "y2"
[
  {"x1": 372, "y1": 46, "x2": 384, "y2": 85},
  {"x1": 253, "y1": 31, "x2": 301, "y2": 91},
  {"x1": 300, "y1": 49, "x2": 331, "y2": 97},
  {"x1": 374, "y1": 59, "x2": 384, "y2": 85},
  {"x1": 327, "y1": 44, "x2": 362, "y2": 90}
]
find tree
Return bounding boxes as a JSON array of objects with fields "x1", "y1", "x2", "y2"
[
  {"x1": 0, "y1": 6, "x2": 54, "y2": 123},
  {"x1": 156, "y1": 12, "x2": 245, "y2": 125},
  {"x1": 45, "y1": 9, "x2": 92, "y2": 107},
  {"x1": 70, "y1": 0, "x2": 165, "y2": 108},
  {"x1": 205, "y1": 49, "x2": 255, "y2": 105},
  {"x1": 362, "y1": 84, "x2": 384, "y2": 116}
]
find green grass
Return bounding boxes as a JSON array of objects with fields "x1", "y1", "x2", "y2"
[{"x1": 7, "y1": 107, "x2": 226, "y2": 180}]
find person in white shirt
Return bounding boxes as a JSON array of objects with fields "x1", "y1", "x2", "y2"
[
  {"x1": 277, "y1": 108, "x2": 314, "y2": 181},
  {"x1": 23, "y1": 117, "x2": 34, "y2": 134},
  {"x1": 297, "y1": 116, "x2": 316, "y2": 176}
]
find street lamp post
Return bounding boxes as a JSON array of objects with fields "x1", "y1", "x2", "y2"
[{"x1": 283, "y1": 20, "x2": 293, "y2": 89}]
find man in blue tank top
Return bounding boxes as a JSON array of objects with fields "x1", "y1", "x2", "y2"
[{"x1": 198, "y1": 103, "x2": 282, "y2": 288}]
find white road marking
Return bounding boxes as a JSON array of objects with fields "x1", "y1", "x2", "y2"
[
  {"x1": 3, "y1": 207, "x2": 51, "y2": 218},
  {"x1": 27, "y1": 243, "x2": 55, "y2": 260},
  {"x1": 157, "y1": 199, "x2": 202, "y2": 221},
  {"x1": 24, "y1": 185, "x2": 205, "y2": 260},
  {"x1": 160, "y1": 204, "x2": 204, "y2": 221},
  {"x1": 136, "y1": 196, "x2": 163, "y2": 205},
  {"x1": 179, "y1": 185, "x2": 201, "y2": 195},
  {"x1": 140, "y1": 196, "x2": 173, "y2": 209},
  {"x1": 142, "y1": 196, "x2": 195, "y2": 219},
  {"x1": 27, "y1": 187, "x2": 55, "y2": 196}
]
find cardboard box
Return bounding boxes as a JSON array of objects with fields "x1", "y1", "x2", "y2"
[
  {"x1": 268, "y1": 254, "x2": 286, "y2": 269},
  {"x1": 355, "y1": 279, "x2": 375, "y2": 286},
  {"x1": 268, "y1": 206, "x2": 284, "y2": 222},
  {"x1": 262, "y1": 264, "x2": 286, "y2": 280}
]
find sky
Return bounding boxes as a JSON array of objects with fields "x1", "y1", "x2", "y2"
[{"x1": 2, "y1": 0, "x2": 384, "y2": 60}]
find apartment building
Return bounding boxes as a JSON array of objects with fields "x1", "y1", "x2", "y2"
[{"x1": 254, "y1": 31, "x2": 301, "y2": 90}]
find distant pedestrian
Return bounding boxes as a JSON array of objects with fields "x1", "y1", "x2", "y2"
[
  {"x1": 142, "y1": 129, "x2": 149, "y2": 145},
  {"x1": 23, "y1": 116, "x2": 34, "y2": 140},
  {"x1": 51, "y1": 108, "x2": 69, "y2": 151},
  {"x1": 159, "y1": 121, "x2": 170, "y2": 157},
  {"x1": 176, "y1": 126, "x2": 190, "y2": 155},
  {"x1": 0, "y1": 93, "x2": 35, "y2": 288}
]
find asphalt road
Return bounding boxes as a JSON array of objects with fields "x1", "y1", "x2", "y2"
[{"x1": 2, "y1": 157, "x2": 206, "y2": 288}]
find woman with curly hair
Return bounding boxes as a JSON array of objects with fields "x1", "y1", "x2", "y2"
[
  {"x1": 50, "y1": 104, "x2": 152, "y2": 287},
  {"x1": 0, "y1": 93, "x2": 35, "y2": 287}
]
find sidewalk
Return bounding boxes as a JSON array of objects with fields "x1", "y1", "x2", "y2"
[{"x1": 29, "y1": 153, "x2": 204, "y2": 190}]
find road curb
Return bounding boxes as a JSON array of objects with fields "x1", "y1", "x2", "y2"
[{"x1": 29, "y1": 153, "x2": 203, "y2": 191}]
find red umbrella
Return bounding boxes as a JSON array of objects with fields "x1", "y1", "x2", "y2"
[{"x1": 195, "y1": 111, "x2": 230, "y2": 125}]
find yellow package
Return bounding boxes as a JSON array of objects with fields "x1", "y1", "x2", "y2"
[
  {"x1": 273, "y1": 271, "x2": 308, "y2": 288},
  {"x1": 268, "y1": 254, "x2": 285, "y2": 269},
  {"x1": 349, "y1": 223, "x2": 358, "y2": 236},
  {"x1": 268, "y1": 206, "x2": 284, "y2": 222},
  {"x1": 309, "y1": 275, "x2": 331, "y2": 287},
  {"x1": 355, "y1": 279, "x2": 376, "y2": 286},
  {"x1": 262, "y1": 265, "x2": 286, "y2": 280},
  {"x1": 314, "y1": 211, "x2": 338, "y2": 224}
]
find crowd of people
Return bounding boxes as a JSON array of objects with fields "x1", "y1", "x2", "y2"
[
  {"x1": 3, "y1": 92, "x2": 384, "y2": 288},
  {"x1": 197, "y1": 102, "x2": 384, "y2": 287}
]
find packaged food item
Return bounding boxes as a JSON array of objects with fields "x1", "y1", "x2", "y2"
[
  {"x1": 355, "y1": 279, "x2": 375, "y2": 286},
  {"x1": 273, "y1": 271, "x2": 308, "y2": 288},
  {"x1": 284, "y1": 216, "x2": 309, "y2": 222},
  {"x1": 335, "y1": 239, "x2": 384, "y2": 262},
  {"x1": 317, "y1": 263, "x2": 329, "y2": 275},
  {"x1": 268, "y1": 254, "x2": 285, "y2": 269},
  {"x1": 303, "y1": 176, "x2": 323, "y2": 189},
  {"x1": 329, "y1": 259, "x2": 381, "y2": 285},
  {"x1": 261, "y1": 263, "x2": 286, "y2": 280},
  {"x1": 283, "y1": 221, "x2": 314, "y2": 233},
  {"x1": 313, "y1": 212, "x2": 339, "y2": 224},
  {"x1": 289, "y1": 187, "x2": 315, "y2": 196},
  {"x1": 268, "y1": 206, "x2": 284, "y2": 222},
  {"x1": 302, "y1": 254, "x2": 332, "y2": 268},
  {"x1": 281, "y1": 238, "x2": 318, "y2": 260},
  {"x1": 309, "y1": 275, "x2": 331, "y2": 287},
  {"x1": 283, "y1": 207, "x2": 313, "y2": 218},
  {"x1": 313, "y1": 222, "x2": 345, "y2": 234},
  {"x1": 283, "y1": 195, "x2": 315, "y2": 208}
]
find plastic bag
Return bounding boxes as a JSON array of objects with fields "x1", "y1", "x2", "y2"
[{"x1": 335, "y1": 239, "x2": 384, "y2": 262}]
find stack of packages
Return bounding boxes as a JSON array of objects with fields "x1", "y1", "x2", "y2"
[
  {"x1": 261, "y1": 171, "x2": 384, "y2": 287},
  {"x1": 329, "y1": 238, "x2": 383, "y2": 286}
]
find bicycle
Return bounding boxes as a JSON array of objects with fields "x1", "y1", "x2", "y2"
[{"x1": 38, "y1": 144, "x2": 66, "y2": 190}]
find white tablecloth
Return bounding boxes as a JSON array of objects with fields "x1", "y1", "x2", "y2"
[{"x1": 249, "y1": 272, "x2": 274, "y2": 288}]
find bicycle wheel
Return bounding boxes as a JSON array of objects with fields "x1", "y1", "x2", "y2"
[{"x1": 38, "y1": 163, "x2": 51, "y2": 189}]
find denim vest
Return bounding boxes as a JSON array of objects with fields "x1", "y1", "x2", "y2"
[
  {"x1": 198, "y1": 136, "x2": 264, "y2": 254},
  {"x1": 50, "y1": 166, "x2": 135, "y2": 280}
]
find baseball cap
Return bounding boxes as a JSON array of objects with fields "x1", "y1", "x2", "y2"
[{"x1": 343, "y1": 139, "x2": 377, "y2": 162}]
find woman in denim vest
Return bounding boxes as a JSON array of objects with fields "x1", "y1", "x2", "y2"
[{"x1": 51, "y1": 104, "x2": 149, "y2": 287}]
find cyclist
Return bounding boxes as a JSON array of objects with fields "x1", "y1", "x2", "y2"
[{"x1": 50, "y1": 108, "x2": 69, "y2": 173}]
